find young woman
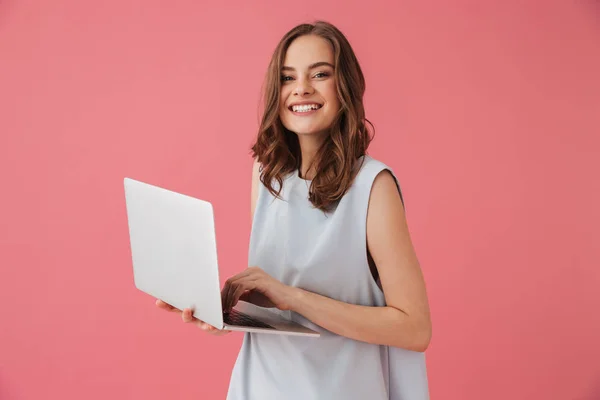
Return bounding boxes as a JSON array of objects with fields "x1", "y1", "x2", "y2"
[{"x1": 157, "y1": 21, "x2": 432, "y2": 399}]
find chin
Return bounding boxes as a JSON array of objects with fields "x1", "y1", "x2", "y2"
[
  {"x1": 294, "y1": 128, "x2": 322, "y2": 135},
  {"x1": 291, "y1": 128, "x2": 330, "y2": 139},
  {"x1": 283, "y1": 120, "x2": 333, "y2": 137}
]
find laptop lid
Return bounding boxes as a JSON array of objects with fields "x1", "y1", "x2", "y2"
[{"x1": 123, "y1": 177, "x2": 224, "y2": 329}]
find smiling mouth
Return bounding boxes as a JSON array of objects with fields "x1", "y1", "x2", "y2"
[{"x1": 289, "y1": 104, "x2": 323, "y2": 113}]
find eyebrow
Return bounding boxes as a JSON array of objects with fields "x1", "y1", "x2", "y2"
[{"x1": 281, "y1": 61, "x2": 334, "y2": 72}]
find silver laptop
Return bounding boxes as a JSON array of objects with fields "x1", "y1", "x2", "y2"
[{"x1": 123, "y1": 177, "x2": 319, "y2": 337}]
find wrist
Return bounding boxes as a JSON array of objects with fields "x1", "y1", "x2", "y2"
[{"x1": 286, "y1": 286, "x2": 305, "y2": 312}]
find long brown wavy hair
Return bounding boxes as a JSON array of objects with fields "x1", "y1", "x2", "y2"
[{"x1": 251, "y1": 21, "x2": 374, "y2": 212}]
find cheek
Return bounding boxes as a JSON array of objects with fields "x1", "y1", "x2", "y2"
[
  {"x1": 280, "y1": 85, "x2": 293, "y2": 99},
  {"x1": 323, "y1": 83, "x2": 339, "y2": 107},
  {"x1": 279, "y1": 88, "x2": 291, "y2": 113}
]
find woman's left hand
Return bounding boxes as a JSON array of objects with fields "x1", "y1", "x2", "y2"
[{"x1": 221, "y1": 267, "x2": 296, "y2": 312}]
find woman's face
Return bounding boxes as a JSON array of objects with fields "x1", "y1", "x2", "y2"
[{"x1": 279, "y1": 35, "x2": 339, "y2": 139}]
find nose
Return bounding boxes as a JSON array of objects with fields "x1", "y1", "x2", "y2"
[{"x1": 293, "y1": 78, "x2": 314, "y2": 96}]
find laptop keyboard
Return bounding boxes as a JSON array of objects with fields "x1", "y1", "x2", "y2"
[{"x1": 223, "y1": 309, "x2": 275, "y2": 329}]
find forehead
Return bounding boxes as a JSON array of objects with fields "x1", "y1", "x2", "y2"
[{"x1": 283, "y1": 35, "x2": 334, "y2": 68}]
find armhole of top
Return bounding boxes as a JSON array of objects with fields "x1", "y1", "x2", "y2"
[{"x1": 365, "y1": 167, "x2": 405, "y2": 292}]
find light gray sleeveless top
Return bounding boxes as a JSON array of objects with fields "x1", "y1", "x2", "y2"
[{"x1": 227, "y1": 155, "x2": 429, "y2": 400}]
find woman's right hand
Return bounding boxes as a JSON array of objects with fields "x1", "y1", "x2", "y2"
[{"x1": 155, "y1": 299, "x2": 231, "y2": 336}]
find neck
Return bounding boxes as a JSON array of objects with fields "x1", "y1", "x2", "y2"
[{"x1": 297, "y1": 134, "x2": 325, "y2": 180}]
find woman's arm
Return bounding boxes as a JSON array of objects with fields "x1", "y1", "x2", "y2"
[
  {"x1": 288, "y1": 170, "x2": 431, "y2": 351},
  {"x1": 223, "y1": 169, "x2": 432, "y2": 351}
]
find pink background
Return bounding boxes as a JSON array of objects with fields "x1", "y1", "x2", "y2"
[{"x1": 1, "y1": 1, "x2": 599, "y2": 399}]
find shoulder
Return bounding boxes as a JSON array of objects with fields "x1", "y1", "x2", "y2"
[
  {"x1": 369, "y1": 169, "x2": 404, "y2": 210},
  {"x1": 354, "y1": 155, "x2": 398, "y2": 188},
  {"x1": 356, "y1": 155, "x2": 404, "y2": 208},
  {"x1": 371, "y1": 168, "x2": 398, "y2": 193},
  {"x1": 354, "y1": 155, "x2": 390, "y2": 178}
]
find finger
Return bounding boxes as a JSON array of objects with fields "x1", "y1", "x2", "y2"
[
  {"x1": 156, "y1": 299, "x2": 180, "y2": 313},
  {"x1": 222, "y1": 274, "x2": 244, "y2": 310},
  {"x1": 229, "y1": 284, "x2": 255, "y2": 311},
  {"x1": 156, "y1": 299, "x2": 171, "y2": 309},
  {"x1": 238, "y1": 290, "x2": 251, "y2": 302},
  {"x1": 221, "y1": 281, "x2": 231, "y2": 312},
  {"x1": 199, "y1": 321, "x2": 210, "y2": 330},
  {"x1": 224, "y1": 277, "x2": 244, "y2": 312},
  {"x1": 177, "y1": 306, "x2": 232, "y2": 336},
  {"x1": 186, "y1": 312, "x2": 209, "y2": 330},
  {"x1": 182, "y1": 308, "x2": 203, "y2": 324},
  {"x1": 198, "y1": 321, "x2": 231, "y2": 335},
  {"x1": 221, "y1": 271, "x2": 246, "y2": 311},
  {"x1": 205, "y1": 325, "x2": 231, "y2": 336},
  {"x1": 226, "y1": 271, "x2": 262, "y2": 310},
  {"x1": 182, "y1": 308, "x2": 192, "y2": 322},
  {"x1": 233, "y1": 268, "x2": 256, "y2": 280},
  {"x1": 229, "y1": 276, "x2": 262, "y2": 309},
  {"x1": 225, "y1": 280, "x2": 244, "y2": 311},
  {"x1": 222, "y1": 268, "x2": 260, "y2": 308},
  {"x1": 238, "y1": 290, "x2": 261, "y2": 306},
  {"x1": 203, "y1": 323, "x2": 218, "y2": 331},
  {"x1": 181, "y1": 309, "x2": 221, "y2": 331}
]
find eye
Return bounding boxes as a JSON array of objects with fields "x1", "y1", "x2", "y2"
[
  {"x1": 314, "y1": 72, "x2": 330, "y2": 78},
  {"x1": 281, "y1": 75, "x2": 294, "y2": 82}
]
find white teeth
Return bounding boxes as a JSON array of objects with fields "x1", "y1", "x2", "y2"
[{"x1": 292, "y1": 104, "x2": 321, "y2": 112}]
